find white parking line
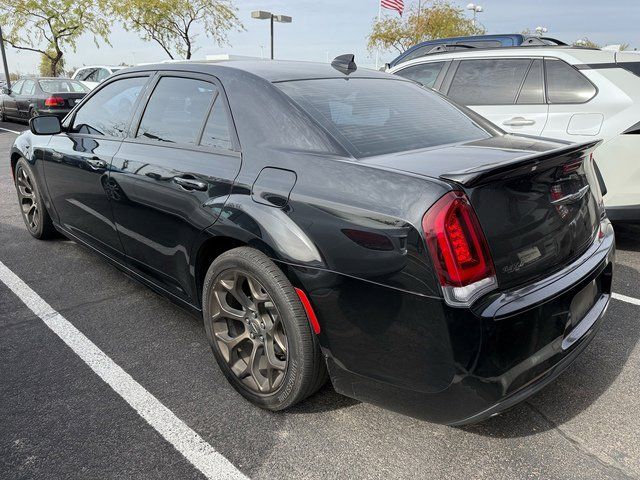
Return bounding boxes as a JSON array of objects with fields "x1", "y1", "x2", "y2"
[
  {"x1": 612, "y1": 292, "x2": 640, "y2": 306},
  {"x1": 0, "y1": 126, "x2": 21, "y2": 134},
  {"x1": 0, "y1": 260, "x2": 248, "y2": 480}
]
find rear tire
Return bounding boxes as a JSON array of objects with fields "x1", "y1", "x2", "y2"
[
  {"x1": 14, "y1": 158, "x2": 57, "y2": 239},
  {"x1": 202, "y1": 247, "x2": 327, "y2": 411}
]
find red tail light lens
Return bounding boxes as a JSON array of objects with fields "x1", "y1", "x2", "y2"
[
  {"x1": 422, "y1": 191, "x2": 497, "y2": 306},
  {"x1": 45, "y1": 96, "x2": 65, "y2": 107}
]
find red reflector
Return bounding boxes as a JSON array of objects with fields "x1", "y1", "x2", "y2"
[
  {"x1": 422, "y1": 191, "x2": 495, "y2": 288},
  {"x1": 295, "y1": 287, "x2": 321, "y2": 334},
  {"x1": 45, "y1": 96, "x2": 65, "y2": 107}
]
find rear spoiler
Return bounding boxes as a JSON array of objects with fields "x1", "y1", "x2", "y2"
[{"x1": 439, "y1": 140, "x2": 602, "y2": 188}]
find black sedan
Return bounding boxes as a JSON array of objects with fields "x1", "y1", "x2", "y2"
[
  {"x1": 1, "y1": 77, "x2": 88, "y2": 123},
  {"x1": 9, "y1": 57, "x2": 614, "y2": 425}
]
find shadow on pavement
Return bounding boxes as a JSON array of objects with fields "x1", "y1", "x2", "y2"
[{"x1": 288, "y1": 382, "x2": 361, "y2": 415}]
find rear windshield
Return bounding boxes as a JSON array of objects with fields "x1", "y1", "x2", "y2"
[
  {"x1": 39, "y1": 80, "x2": 88, "y2": 94},
  {"x1": 277, "y1": 78, "x2": 490, "y2": 158}
]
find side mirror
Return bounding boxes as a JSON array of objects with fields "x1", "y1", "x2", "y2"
[
  {"x1": 30, "y1": 115, "x2": 62, "y2": 136},
  {"x1": 1, "y1": 86, "x2": 9, "y2": 95}
]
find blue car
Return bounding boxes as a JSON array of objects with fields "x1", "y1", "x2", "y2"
[{"x1": 387, "y1": 33, "x2": 566, "y2": 69}]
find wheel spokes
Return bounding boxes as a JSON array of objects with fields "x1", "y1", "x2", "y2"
[
  {"x1": 209, "y1": 269, "x2": 289, "y2": 395},
  {"x1": 16, "y1": 168, "x2": 39, "y2": 230}
]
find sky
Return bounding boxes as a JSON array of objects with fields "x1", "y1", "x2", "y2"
[{"x1": 3, "y1": 0, "x2": 640, "y2": 75}]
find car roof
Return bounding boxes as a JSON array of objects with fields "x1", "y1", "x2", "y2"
[
  {"x1": 75, "y1": 66, "x2": 122, "y2": 70},
  {"x1": 124, "y1": 59, "x2": 396, "y2": 83},
  {"x1": 388, "y1": 46, "x2": 616, "y2": 70}
]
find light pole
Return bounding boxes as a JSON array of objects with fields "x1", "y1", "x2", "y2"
[
  {"x1": 466, "y1": 3, "x2": 483, "y2": 27},
  {"x1": 534, "y1": 26, "x2": 548, "y2": 36},
  {"x1": 0, "y1": 25, "x2": 11, "y2": 89},
  {"x1": 251, "y1": 11, "x2": 292, "y2": 60}
]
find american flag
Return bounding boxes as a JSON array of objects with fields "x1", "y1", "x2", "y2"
[{"x1": 381, "y1": 0, "x2": 404, "y2": 16}]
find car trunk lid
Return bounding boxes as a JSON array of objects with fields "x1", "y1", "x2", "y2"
[
  {"x1": 44, "y1": 92, "x2": 86, "y2": 108},
  {"x1": 364, "y1": 135, "x2": 604, "y2": 290},
  {"x1": 445, "y1": 140, "x2": 603, "y2": 288}
]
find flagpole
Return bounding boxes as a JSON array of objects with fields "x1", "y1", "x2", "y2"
[{"x1": 375, "y1": 1, "x2": 382, "y2": 69}]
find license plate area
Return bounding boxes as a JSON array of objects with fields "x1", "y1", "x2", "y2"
[
  {"x1": 569, "y1": 279, "x2": 598, "y2": 327},
  {"x1": 564, "y1": 276, "x2": 602, "y2": 345}
]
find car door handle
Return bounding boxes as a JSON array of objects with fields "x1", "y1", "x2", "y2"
[
  {"x1": 86, "y1": 157, "x2": 107, "y2": 169},
  {"x1": 173, "y1": 176, "x2": 208, "y2": 191},
  {"x1": 502, "y1": 117, "x2": 536, "y2": 126}
]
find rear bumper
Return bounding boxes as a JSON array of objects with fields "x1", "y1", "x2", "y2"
[{"x1": 303, "y1": 220, "x2": 615, "y2": 425}]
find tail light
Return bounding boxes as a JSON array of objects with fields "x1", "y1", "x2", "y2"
[
  {"x1": 44, "y1": 96, "x2": 65, "y2": 107},
  {"x1": 422, "y1": 191, "x2": 497, "y2": 307}
]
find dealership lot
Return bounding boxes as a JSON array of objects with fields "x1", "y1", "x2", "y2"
[{"x1": 1, "y1": 120, "x2": 640, "y2": 479}]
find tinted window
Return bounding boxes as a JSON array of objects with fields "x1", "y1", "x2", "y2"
[
  {"x1": 22, "y1": 80, "x2": 36, "y2": 96},
  {"x1": 137, "y1": 77, "x2": 215, "y2": 145},
  {"x1": 516, "y1": 59, "x2": 544, "y2": 104},
  {"x1": 96, "y1": 69, "x2": 110, "y2": 82},
  {"x1": 10, "y1": 80, "x2": 24, "y2": 94},
  {"x1": 72, "y1": 76, "x2": 147, "y2": 137},
  {"x1": 395, "y1": 62, "x2": 445, "y2": 88},
  {"x1": 83, "y1": 69, "x2": 99, "y2": 82},
  {"x1": 200, "y1": 97, "x2": 232, "y2": 150},
  {"x1": 448, "y1": 59, "x2": 531, "y2": 105},
  {"x1": 545, "y1": 59, "x2": 596, "y2": 103},
  {"x1": 277, "y1": 78, "x2": 490, "y2": 158},
  {"x1": 39, "y1": 80, "x2": 88, "y2": 93}
]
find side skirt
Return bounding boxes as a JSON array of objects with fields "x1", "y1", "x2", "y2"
[{"x1": 53, "y1": 223, "x2": 203, "y2": 318}]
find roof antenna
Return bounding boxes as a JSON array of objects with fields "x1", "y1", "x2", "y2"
[{"x1": 331, "y1": 54, "x2": 357, "y2": 75}]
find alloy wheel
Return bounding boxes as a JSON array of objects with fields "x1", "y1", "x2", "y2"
[
  {"x1": 16, "y1": 166, "x2": 40, "y2": 231},
  {"x1": 209, "y1": 270, "x2": 289, "y2": 395}
]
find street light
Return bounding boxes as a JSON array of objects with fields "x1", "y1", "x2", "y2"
[
  {"x1": 534, "y1": 26, "x2": 548, "y2": 36},
  {"x1": 466, "y1": 3, "x2": 483, "y2": 27},
  {"x1": 251, "y1": 10, "x2": 292, "y2": 60}
]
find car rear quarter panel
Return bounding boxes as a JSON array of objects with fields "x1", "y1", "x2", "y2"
[{"x1": 204, "y1": 70, "x2": 468, "y2": 394}]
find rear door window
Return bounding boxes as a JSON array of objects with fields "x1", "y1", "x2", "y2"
[
  {"x1": 136, "y1": 76, "x2": 215, "y2": 145},
  {"x1": 21, "y1": 80, "x2": 36, "y2": 96},
  {"x1": 200, "y1": 97, "x2": 233, "y2": 150},
  {"x1": 447, "y1": 58, "x2": 532, "y2": 105},
  {"x1": 545, "y1": 58, "x2": 596, "y2": 103},
  {"x1": 395, "y1": 62, "x2": 446, "y2": 88},
  {"x1": 71, "y1": 76, "x2": 148, "y2": 137},
  {"x1": 516, "y1": 59, "x2": 545, "y2": 104}
]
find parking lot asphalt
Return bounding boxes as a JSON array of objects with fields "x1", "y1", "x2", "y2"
[{"x1": 1, "y1": 120, "x2": 640, "y2": 480}]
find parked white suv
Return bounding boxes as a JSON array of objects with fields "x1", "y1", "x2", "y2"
[
  {"x1": 72, "y1": 66, "x2": 127, "y2": 89},
  {"x1": 389, "y1": 46, "x2": 640, "y2": 222}
]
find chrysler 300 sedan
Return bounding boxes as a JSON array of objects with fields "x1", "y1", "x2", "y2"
[{"x1": 10, "y1": 57, "x2": 614, "y2": 425}]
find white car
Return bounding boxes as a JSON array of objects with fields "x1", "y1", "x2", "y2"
[
  {"x1": 71, "y1": 65, "x2": 127, "y2": 89},
  {"x1": 389, "y1": 46, "x2": 640, "y2": 222}
]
